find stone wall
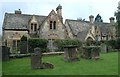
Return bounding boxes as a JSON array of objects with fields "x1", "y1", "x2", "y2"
[
  {"x1": 3, "y1": 30, "x2": 28, "y2": 53},
  {"x1": 40, "y1": 21, "x2": 66, "y2": 39},
  {"x1": 64, "y1": 22, "x2": 74, "y2": 39}
]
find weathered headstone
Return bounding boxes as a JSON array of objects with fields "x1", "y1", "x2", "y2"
[
  {"x1": 31, "y1": 47, "x2": 54, "y2": 69},
  {"x1": 101, "y1": 43, "x2": 107, "y2": 53},
  {"x1": 64, "y1": 45, "x2": 79, "y2": 61},
  {"x1": 91, "y1": 50, "x2": 100, "y2": 60},
  {"x1": 31, "y1": 47, "x2": 42, "y2": 69},
  {"x1": 2, "y1": 46, "x2": 10, "y2": 61}
]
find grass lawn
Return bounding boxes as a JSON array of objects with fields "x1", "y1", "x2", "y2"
[{"x1": 2, "y1": 52, "x2": 118, "y2": 75}]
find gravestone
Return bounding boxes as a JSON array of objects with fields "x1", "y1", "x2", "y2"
[
  {"x1": 31, "y1": 48, "x2": 42, "y2": 69},
  {"x1": 31, "y1": 47, "x2": 54, "y2": 69},
  {"x1": 1, "y1": 46, "x2": 10, "y2": 61},
  {"x1": 101, "y1": 43, "x2": 107, "y2": 53},
  {"x1": 91, "y1": 48, "x2": 100, "y2": 60},
  {"x1": 64, "y1": 45, "x2": 79, "y2": 61}
]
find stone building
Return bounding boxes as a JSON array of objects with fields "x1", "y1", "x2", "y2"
[
  {"x1": 2, "y1": 4, "x2": 116, "y2": 53},
  {"x1": 65, "y1": 15, "x2": 116, "y2": 42}
]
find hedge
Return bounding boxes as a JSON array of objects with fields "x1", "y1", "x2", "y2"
[
  {"x1": 86, "y1": 40, "x2": 101, "y2": 46},
  {"x1": 54, "y1": 39, "x2": 82, "y2": 49},
  {"x1": 28, "y1": 38, "x2": 48, "y2": 53},
  {"x1": 106, "y1": 39, "x2": 120, "y2": 50}
]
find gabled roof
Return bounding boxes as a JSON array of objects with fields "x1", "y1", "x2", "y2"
[
  {"x1": 65, "y1": 19, "x2": 91, "y2": 35},
  {"x1": 65, "y1": 19, "x2": 91, "y2": 41},
  {"x1": 3, "y1": 13, "x2": 46, "y2": 30},
  {"x1": 39, "y1": 9, "x2": 65, "y2": 30},
  {"x1": 94, "y1": 22, "x2": 112, "y2": 35}
]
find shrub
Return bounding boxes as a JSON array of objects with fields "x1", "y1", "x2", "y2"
[
  {"x1": 86, "y1": 40, "x2": 101, "y2": 46},
  {"x1": 54, "y1": 39, "x2": 82, "y2": 49},
  {"x1": 28, "y1": 38, "x2": 48, "y2": 53},
  {"x1": 116, "y1": 38, "x2": 120, "y2": 50},
  {"x1": 107, "y1": 39, "x2": 116, "y2": 49},
  {"x1": 21, "y1": 35, "x2": 27, "y2": 41},
  {"x1": 106, "y1": 39, "x2": 120, "y2": 50}
]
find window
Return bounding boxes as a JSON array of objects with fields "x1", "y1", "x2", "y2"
[
  {"x1": 49, "y1": 21, "x2": 57, "y2": 30},
  {"x1": 53, "y1": 21, "x2": 56, "y2": 29},
  {"x1": 31, "y1": 23, "x2": 37, "y2": 31},
  {"x1": 31, "y1": 23, "x2": 33, "y2": 25},
  {"x1": 17, "y1": 40, "x2": 20, "y2": 47},
  {"x1": 31, "y1": 25, "x2": 33, "y2": 30},
  {"x1": 31, "y1": 23, "x2": 34, "y2": 31},
  {"x1": 34, "y1": 24, "x2": 37, "y2": 31},
  {"x1": 50, "y1": 21, "x2": 52, "y2": 29},
  {"x1": 31, "y1": 23, "x2": 33, "y2": 30},
  {"x1": 13, "y1": 40, "x2": 16, "y2": 47}
]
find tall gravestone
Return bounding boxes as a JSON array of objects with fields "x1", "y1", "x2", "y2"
[
  {"x1": 31, "y1": 47, "x2": 54, "y2": 69},
  {"x1": 31, "y1": 47, "x2": 42, "y2": 69},
  {"x1": 101, "y1": 43, "x2": 107, "y2": 53},
  {"x1": 2, "y1": 46, "x2": 10, "y2": 61}
]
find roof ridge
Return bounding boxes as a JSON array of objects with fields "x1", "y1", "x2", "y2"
[
  {"x1": 5, "y1": 13, "x2": 47, "y2": 17},
  {"x1": 66, "y1": 19, "x2": 90, "y2": 23}
]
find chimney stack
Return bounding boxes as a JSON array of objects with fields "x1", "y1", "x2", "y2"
[
  {"x1": 56, "y1": 4, "x2": 63, "y2": 22},
  {"x1": 109, "y1": 17, "x2": 115, "y2": 25},
  {"x1": 89, "y1": 15, "x2": 94, "y2": 23},
  {"x1": 15, "y1": 9, "x2": 21, "y2": 14}
]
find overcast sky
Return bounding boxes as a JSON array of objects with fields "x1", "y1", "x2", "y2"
[{"x1": 0, "y1": 0, "x2": 119, "y2": 35}]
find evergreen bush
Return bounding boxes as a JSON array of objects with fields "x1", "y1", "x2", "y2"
[
  {"x1": 28, "y1": 38, "x2": 48, "y2": 53},
  {"x1": 54, "y1": 39, "x2": 81, "y2": 47}
]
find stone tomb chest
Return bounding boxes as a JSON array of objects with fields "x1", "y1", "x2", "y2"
[
  {"x1": 64, "y1": 45, "x2": 79, "y2": 61},
  {"x1": 82, "y1": 46, "x2": 100, "y2": 60}
]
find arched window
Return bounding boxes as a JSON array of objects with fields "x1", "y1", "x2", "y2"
[
  {"x1": 34, "y1": 24, "x2": 37, "y2": 31},
  {"x1": 53, "y1": 21, "x2": 56, "y2": 29},
  {"x1": 50, "y1": 21, "x2": 52, "y2": 29},
  {"x1": 31, "y1": 23, "x2": 33, "y2": 31}
]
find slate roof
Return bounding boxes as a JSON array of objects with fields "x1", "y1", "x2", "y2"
[
  {"x1": 65, "y1": 19, "x2": 114, "y2": 41},
  {"x1": 3, "y1": 13, "x2": 46, "y2": 30},
  {"x1": 65, "y1": 19, "x2": 91, "y2": 41},
  {"x1": 94, "y1": 22, "x2": 112, "y2": 35}
]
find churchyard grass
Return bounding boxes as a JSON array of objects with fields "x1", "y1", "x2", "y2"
[{"x1": 2, "y1": 52, "x2": 118, "y2": 75}]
